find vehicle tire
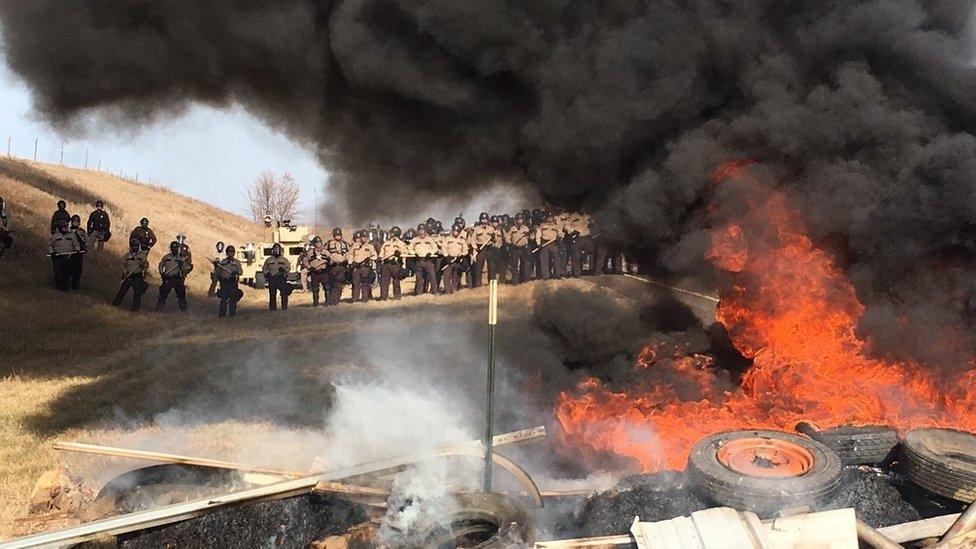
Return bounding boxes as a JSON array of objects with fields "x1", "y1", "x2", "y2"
[
  {"x1": 686, "y1": 429, "x2": 844, "y2": 514},
  {"x1": 799, "y1": 424, "x2": 899, "y2": 465},
  {"x1": 418, "y1": 492, "x2": 534, "y2": 548},
  {"x1": 902, "y1": 428, "x2": 976, "y2": 503},
  {"x1": 253, "y1": 272, "x2": 267, "y2": 289},
  {"x1": 93, "y1": 464, "x2": 245, "y2": 514}
]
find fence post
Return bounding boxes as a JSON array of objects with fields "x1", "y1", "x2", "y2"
[
  {"x1": 6, "y1": 135, "x2": 9, "y2": 158},
  {"x1": 85, "y1": 147, "x2": 89, "y2": 169},
  {"x1": 60, "y1": 142, "x2": 64, "y2": 165}
]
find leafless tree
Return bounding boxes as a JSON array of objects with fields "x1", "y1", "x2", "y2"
[{"x1": 245, "y1": 171, "x2": 300, "y2": 223}]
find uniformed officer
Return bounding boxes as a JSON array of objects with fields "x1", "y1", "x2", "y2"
[
  {"x1": 565, "y1": 212, "x2": 596, "y2": 277},
  {"x1": 157, "y1": 240, "x2": 193, "y2": 312},
  {"x1": 439, "y1": 224, "x2": 468, "y2": 294},
  {"x1": 68, "y1": 214, "x2": 88, "y2": 290},
  {"x1": 350, "y1": 230, "x2": 378, "y2": 302},
  {"x1": 50, "y1": 200, "x2": 70, "y2": 234},
  {"x1": 86, "y1": 201, "x2": 111, "y2": 251},
  {"x1": 211, "y1": 245, "x2": 243, "y2": 317},
  {"x1": 304, "y1": 237, "x2": 330, "y2": 306},
  {"x1": 130, "y1": 218, "x2": 157, "y2": 251},
  {"x1": 410, "y1": 224, "x2": 439, "y2": 295},
  {"x1": 262, "y1": 243, "x2": 292, "y2": 311},
  {"x1": 378, "y1": 226, "x2": 409, "y2": 300},
  {"x1": 504, "y1": 213, "x2": 533, "y2": 284},
  {"x1": 535, "y1": 212, "x2": 565, "y2": 279},
  {"x1": 112, "y1": 238, "x2": 150, "y2": 311},
  {"x1": 487, "y1": 215, "x2": 505, "y2": 282},
  {"x1": 325, "y1": 227, "x2": 351, "y2": 305},
  {"x1": 469, "y1": 212, "x2": 498, "y2": 287},
  {"x1": 48, "y1": 219, "x2": 79, "y2": 290}
]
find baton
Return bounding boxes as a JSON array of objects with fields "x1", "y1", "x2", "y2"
[{"x1": 531, "y1": 239, "x2": 558, "y2": 254}]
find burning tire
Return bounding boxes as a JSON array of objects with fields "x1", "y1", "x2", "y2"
[
  {"x1": 797, "y1": 424, "x2": 899, "y2": 465},
  {"x1": 418, "y1": 492, "x2": 533, "y2": 548},
  {"x1": 93, "y1": 464, "x2": 245, "y2": 513},
  {"x1": 902, "y1": 428, "x2": 976, "y2": 503},
  {"x1": 686, "y1": 430, "x2": 844, "y2": 514}
]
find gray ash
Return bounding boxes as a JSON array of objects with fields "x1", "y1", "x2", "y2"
[{"x1": 119, "y1": 494, "x2": 365, "y2": 549}]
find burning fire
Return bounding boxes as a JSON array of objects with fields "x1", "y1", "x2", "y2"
[{"x1": 556, "y1": 162, "x2": 976, "y2": 472}]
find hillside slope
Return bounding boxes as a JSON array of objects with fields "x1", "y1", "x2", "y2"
[{"x1": 0, "y1": 159, "x2": 262, "y2": 536}]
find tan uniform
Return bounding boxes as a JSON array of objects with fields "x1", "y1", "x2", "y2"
[
  {"x1": 505, "y1": 224, "x2": 533, "y2": 283},
  {"x1": 378, "y1": 237, "x2": 409, "y2": 299},
  {"x1": 565, "y1": 213, "x2": 595, "y2": 277},
  {"x1": 157, "y1": 252, "x2": 193, "y2": 312},
  {"x1": 113, "y1": 250, "x2": 149, "y2": 310},
  {"x1": 440, "y1": 233, "x2": 468, "y2": 293},
  {"x1": 262, "y1": 256, "x2": 292, "y2": 311},
  {"x1": 469, "y1": 223, "x2": 501, "y2": 286},
  {"x1": 213, "y1": 257, "x2": 243, "y2": 317},
  {"x1": 325, "y1": 238, "x2": 351, "y2": 305},
  {"x1": 48, "y1": 231, "x2": 80, "y2": 290},
  {"x1": 350, "y1": 242, "x2": 378, "y2": 301},
  {"x1": 305, "y1": 247, "x2": 329, "y2": 305},
  {"x1": 49, "y1": 231, "x2": 80, "y2": 255},
  {"x1": 535, "y1": 220, "x2": 565, "y2": 279},
  {"x1": 410, "y1": 235, "x2": 439, "y2": 294},
  {"x1": 470, "y1": 223, "x2": 498, "y2": 248}
]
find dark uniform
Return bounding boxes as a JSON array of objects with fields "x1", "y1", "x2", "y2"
[
  {"x1": 325, "y1": 231, "x2": 350, "y2": 305},
  {"x1": 0, "y1": 197, "x2": 10, "y2": 259},
  {"x1": 48, "y1": 224, "x2": 79, "y2": 290},
  {"x1": 262, "y1": 250, "x2": 292, "y2": 311},
  {"x1": 157, "y1": 243, "x2": 193, "y2": 312},
  {"x1": 86, "y1": 203, "x2": 111, "y2": 251},
  {"x1": 50, "y1": 201, "x2": 70, "y2": 234},
  {"x1": 113, "y1": 242, "x2": 150, "y2": 310},
  {"x1": 130, "y1": 219, "x2": 157, "y2": 251},
  {"x1": 212, "y1": 249, "x2": 243, "y2": 317}
]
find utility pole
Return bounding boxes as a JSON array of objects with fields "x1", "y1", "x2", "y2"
[
  {"x1": 85, "y1": 147, "x2": 89, "y2": 170},
  {"x1": 33, "y1": 138, "x2": 37, "y2": 162},
  {"x1": 59, "y1": 142, "x2": 64, "y2": 165},
  {"x1": 97, "y1": 160, "x2": 101, "y2": 172},
  {"x1": 6, "y1": 135, "x2": 10, "y2": 158},
  {"x1": 483, "y1": 279, "x2": 498, "y2": 492}
]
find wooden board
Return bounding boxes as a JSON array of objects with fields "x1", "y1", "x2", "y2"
[
  {"x1": 876, "y1": 512, "x2": 959, "y2": 543},
  {"x1": 534, "y1": 534, "x2": 633, "y2": 548},
  {"x1": 764, "y1": 508, "x2": 857, "y2": 549},
  {"x1": 3, "y1": 426, "x2": 545, "y2": 548}
]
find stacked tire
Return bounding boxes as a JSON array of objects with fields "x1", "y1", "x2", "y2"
[
  {"x1": 802, "y1": 425, "x2": 899, "y2": 466},
  {"x1": 902, "y1": 428, "x2": 976, "y2": 503}
]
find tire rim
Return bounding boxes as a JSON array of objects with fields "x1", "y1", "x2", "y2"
[{"x1": 716, "y1": 437, "x2": 815, "y2": 478}]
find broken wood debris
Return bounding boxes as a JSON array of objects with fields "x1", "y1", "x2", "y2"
[{"x1": 2, "y1": 426, "x2": 545, "y2": 548}]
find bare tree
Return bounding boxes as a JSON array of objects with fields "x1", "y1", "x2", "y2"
[{"x1": 245, "y1": 171, "x2": 300, "y2": 223}]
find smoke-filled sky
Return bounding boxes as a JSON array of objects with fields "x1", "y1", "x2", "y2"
[{"x1": 3, "y1": 1, "x2": 976, "y2": 367}]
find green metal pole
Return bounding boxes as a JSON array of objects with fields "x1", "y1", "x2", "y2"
[{"x1": 484, "y1": 280, "x2": 498, "y2": 492}]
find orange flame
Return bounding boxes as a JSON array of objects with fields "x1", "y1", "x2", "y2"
[{"x1": 555, "y1": 162, "x2": 976, "y2": 472}]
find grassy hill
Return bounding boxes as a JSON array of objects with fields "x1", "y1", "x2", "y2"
[{"x1": 0, "y1": 159, "x2": 263, "y2": 537}]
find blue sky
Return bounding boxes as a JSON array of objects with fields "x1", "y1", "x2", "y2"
[{"x1": 0, "y1": 59, "x2": 329, "y2": 221}]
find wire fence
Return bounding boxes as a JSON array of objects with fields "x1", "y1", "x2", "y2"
[{"x1": 3, "y1": 133, "x2": 158, "y2": 186}]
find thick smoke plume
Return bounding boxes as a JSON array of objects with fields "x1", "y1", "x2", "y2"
[{"x1": 3, "y1": 2, "x2": 976, "y2": 364}]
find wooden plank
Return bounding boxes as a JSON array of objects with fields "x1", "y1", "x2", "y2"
[
  {"x1": 739, "y1": 511, "x2": 774, "y2": 549},
  {"x1": 52, "y1": 442, "x2": 304, "y2": 477},
  {"x1": 876, "y1": 513, "x2": 958, "y2": 543},
  {"x1": 2, "y1": 426, "x2": 544, "y2": 549},
  {"x1": 764, "y1": 508, "x2": 857, "y2": 549},
  {"x1": 632, "y1": 515, "x2": 703, "y2": 549},
  {"x1": 534, "y1": 534, "x2": 634, "y2": 548},
  {"x1": 312, "y1": 481, "x2": 388, "y2": 498}
]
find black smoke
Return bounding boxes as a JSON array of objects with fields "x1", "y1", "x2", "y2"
[{"x1": 2, "y1": 1, "x2": 976, "y2": 367}]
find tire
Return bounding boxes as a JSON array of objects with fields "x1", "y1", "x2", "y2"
[
  {"x1": 419, "y1": 492, "x2": 534, "y2": 548},
  {"x1": 93, "y1": 464, "x2": 245, "y2": 514},
  {"x1": 801, "y1": 425, "x2": 899, "y2": 465},
  {"x1": 686, "y1": 429, "x2": 844, "y2": 514},
  {"x1": 902, "y1": 428, "x2": 976, "y2": 503}
]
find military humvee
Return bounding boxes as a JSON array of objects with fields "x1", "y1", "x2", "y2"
[{"x1": 235, "y1": 225, "x2": 310, "y2": 288}]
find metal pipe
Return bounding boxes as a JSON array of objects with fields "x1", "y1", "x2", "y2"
[
  {"x1": 857, "y1": 519, "x2": 902, "y2": 549},
  {"x1": 483, "y1": 279, "x2": 498, "y2": 492},
  {"x1": 941, "y1": 502, "x2": 976, "y2": 543}
]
